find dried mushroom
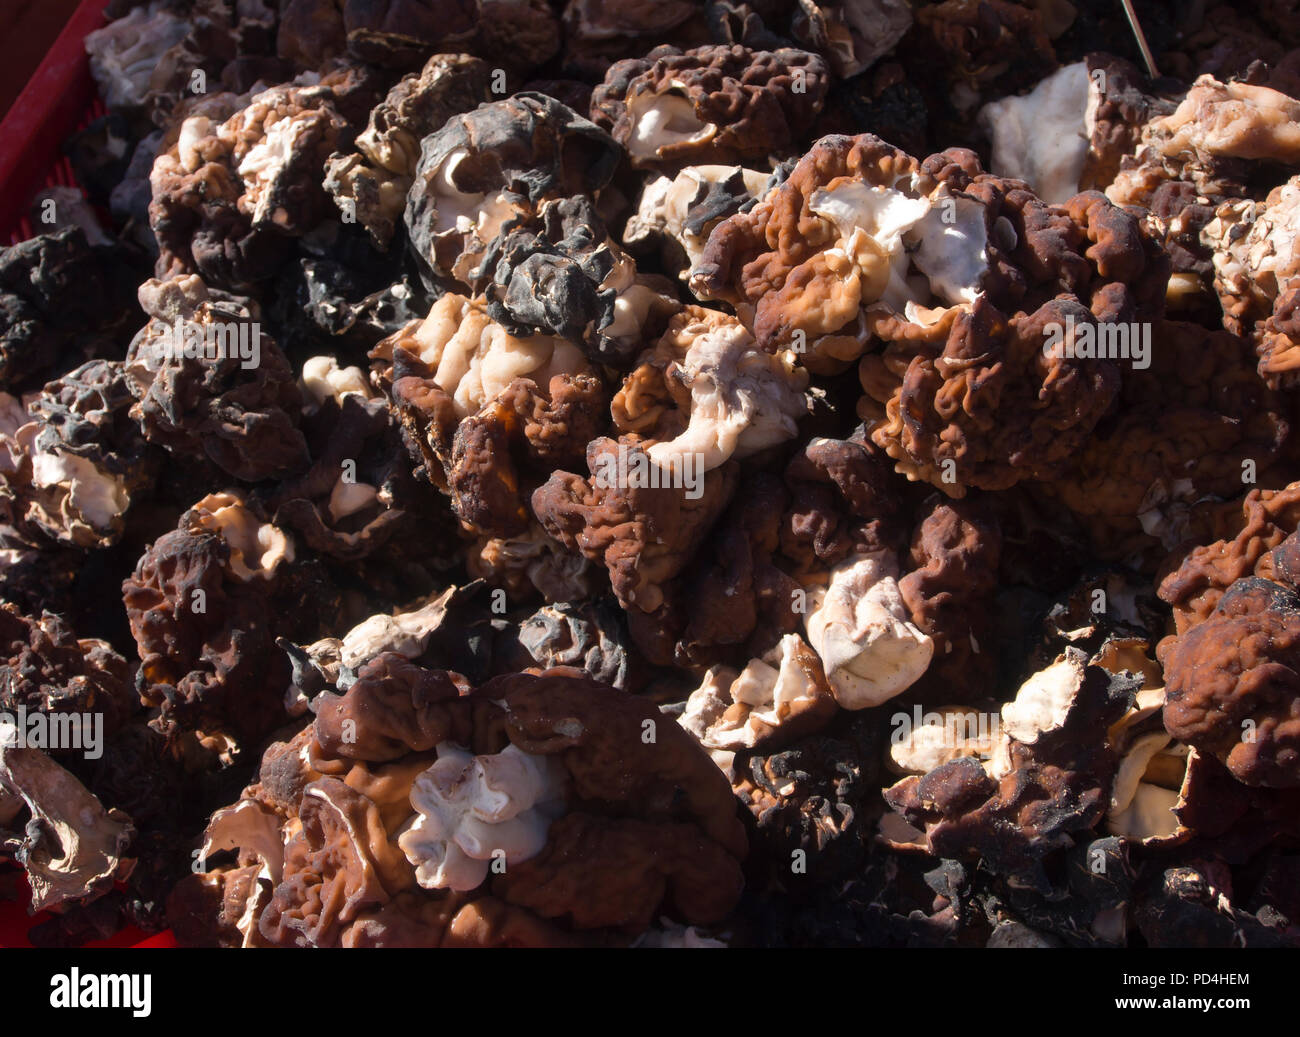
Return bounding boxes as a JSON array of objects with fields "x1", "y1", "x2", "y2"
[
  {"x1": 374, "y1": 292, "x2": 600, "y2": 536},
  {"x1": 591, "y1": 44, "x2": 830, "y2": 168},
  {"x1": 0, "y1": 361, "x2": 157, "y2": 549},
  {"x1": 804, "y1": 551, "x2": 932, "y2": 709},
  {"x1": 791, "y1": 0, "x2": 912, "y2": 79},
  {"x1": 149, "y1": 67, "x2": 380, "y2": 291},
  {"x1": 885, "y1": 649, "x2": 1141, "y2": 894},
  {"x1": 1043, "y1": 319, "x2": 1291, "y2": 562},
  {"x1": 325, "y1": 54, "x2": 493, "y2": 249},
  {"x1": 10, "y1": 0, "x2": 1300, "y2": 952},
  {"x1": 85, "y1": 3, "x2": 192, "y2": 109},
  {"x1": 0, "y1": 603, "x2": 135, "y2": 743},
  {"x1": 125, "y1": 277, "x2": 309, "y2": 482},
  {"x1": 1158, "y1": 529, "x2": 1300, "y2": 788},
  {"x1": 0, "y1": 746, "x2": 134, "y2": 914},
  {"x1": 474, "y1": 195, "x2": 680, "y2": 367},
  {"x1": 404, "y1": 93, "x2": 621, "y2": 291},
  {"x1": 623, "y1": 164, "x2": 770, "y2": 283},
  {"x1": 1204, "y1": 176, "x2": 1300, "y2": 388},
  {"x1": 531, "y1": 434, "x2": 739, "y2": 613},
  {"x1": 694, "y1": 134, "x2": 1165, "y2": 499},
  {"x1": 0, "y1": 228, "x2": 143, "y2": 393},
  {"x1": 978, "y1": 56, "x2": 1176, "y2": 205},
  {"x1": 679, "y1": 632, "x2": 837, "y2": 750},
  {"x1": 172, "y1": 662, "x2": 746, "y2": 945},
  {"x1": 122, "y1": 491, "x2": 339, "y2": 752},
  {"x1": 611, "y1": 305, "x2": 810, "y2": 475}
]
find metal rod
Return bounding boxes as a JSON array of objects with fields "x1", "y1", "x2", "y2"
[{"x1": 1121, "y1": 0, "x2": 1160, "y2": 79}]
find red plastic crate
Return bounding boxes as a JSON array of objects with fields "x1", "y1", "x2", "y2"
[
  {"x1": 0, "y1": 0, "x2": 111, "y2": 245},
  {"x1": 0, "y1": 871, "x2": 178, "y2": 948},
  {"x1": 0, "y1": 0, "x2": 179, "y2": 948}
]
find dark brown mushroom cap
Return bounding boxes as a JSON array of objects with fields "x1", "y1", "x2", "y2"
[
  {"x1": 899, "y1": 494, "x2": 1002, "y2": 700},
  {"x1": 1158, "y1": 482, "x2": 1300, "y2": 634},
  {"x1": 250, "y1": 662, "x2": 749, "y2": 940},
  {"x1": 404, "y1": 93, "x2": 621, "y2": 289},
  {"x1": 1261, "y1": 277, "x2": 1300, "y2": 386},
  {"x1": 270, "y1": 394, "x2": 416, "y2": 560},
  {"x1": 473, "y1": 196, "x2": 647, "y2": 366},
  {"x1": 780, "y1": 434, "x2": 906, "y2": 573},
  {"x1": 531, "y1": 434, "x2": 739, "y2": 613},
  {"x1": 696, "y1": 135, "x2": 1166, "y2": 417},
  {"x1": 122, "y1": 496, "x2": 340, "y2": 747},
  {"x1": 0, "y1": 746, "x2": 135, "y2": 914},
  {"x1": 516, "y1": 599, "x2": 630, "y2": 688},
  {"x1": 885, "y1": 650, "x2": 1139, "y2": 894},
  {"x1": 590, "y1": 44, "x2": 830, "y2": 168},
  {"x1": 0, "y1": 228, "x2": 143, "y2": 393},
  {"x1": 148, "y1": 68, "x2": 381, "y2": 292},
  {"x1": 0, "y1": 604, "x2": 134, "y2": 740},
  {"x1": 1043, "y1": 320, "x2": 1290, "y2": 562},
  {"x1": 1159, "y1": 533, "x2": 1300, "y2": 788},
  {"x1": 1079, "y1": 53, "x2": 1179, "y2": 194},
  {"x1": 861, "y1": 297, "x2": 1125, "y2": 496},
  {"x1": 324, "y1": 54, "x2": 493, "y2": 248},
  {"x1": 486, "y1": 669, "x2": 745, "y2": 857},
  {"x1": 314, "y1": 654, "x2": 473, "y2": 763},
  {"x1": 671, "y1": 473, "x2": 802, "y2": 664},
  {"x1": 125, "y1": 300, "x2": 309, "y2": 483}
]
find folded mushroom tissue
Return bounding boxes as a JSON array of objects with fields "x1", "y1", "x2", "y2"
[{"x1": 804, "y1": 552, "x2": 933, "y2": 709}]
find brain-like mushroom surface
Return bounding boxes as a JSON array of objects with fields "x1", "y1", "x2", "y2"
[
  {"x1": 122, "y1": 491, "x2": 338, "y2": 753},
  {"x1": 325, "y1": 54, "x2": 493, "y2": 249},
  {"x1": 125, "y1": 276, "x2": 309, "y2": 482},
  {"x1": 590, "y1": 44, "x2": 830, "y2": 169},
  {"x1": 14, "y1": 0, "x2": 1300, "y2": 952},
  {"x1": 898, "y1": 495, "x2": 1002, "y2": 700},
  {"x1": 885, "y1": 649, "x2": 1140, "y2": 894},
  {"x1": 149, "y1": 67, "x2": 381, "y2": 291},
  {"x1": 1158, "y1": 481, "x2": 1300, "y2": 635},
  {"x1": 1042, "y1": 319, "x2": 1291, "y2": 562},
  {"x1": 531, "y1": 434, "x2": 739, "y2": 613},
  {"x1": 611, "y1": 306, "x2": 809, "y2": 475},
  {"x1": 374, "y1": 291, "x2": 601, "y2": 536},
  {"x1": 1158, "y1": 530, "x2": 1300, "y2": 788},
  {"x1": 695, "y1": 133, "x2": 1167, "y2": 494},
  {"x1": 404, "y1": 92, "x2": 621, "y2": 291},
  {"x1": 173, "y1": 661, "x2": 746, "y2": 944},
  {"x1": 472, "y1": 195, "x2": 680, "y2": 367}
]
